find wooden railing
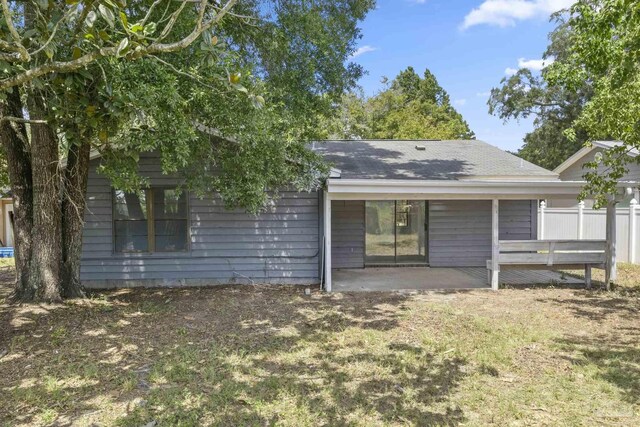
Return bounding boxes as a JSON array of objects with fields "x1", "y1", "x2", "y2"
[
  {"x1": 497, "y1": 240, "x2": 607, "y2": 266},
  {"x1": 487, "y1": 239, "x2": 607, "y2": 289}
]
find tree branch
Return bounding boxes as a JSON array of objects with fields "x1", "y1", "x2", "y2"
[
  {"x1": 142, "y1": 0, "x2": 165, "y2": 26},
  {"x1": 0, "y1": 116, "x2": 48, "y2": 125},
  {"x1": 150, "y1": 55, "x2": 219, "y2": 91},
  {"x1": 0, "y1": 0, "x2": 239, "y2": 91},
  {"x1": 1, "y1": 0, "x2": 30, "y2": 61}
]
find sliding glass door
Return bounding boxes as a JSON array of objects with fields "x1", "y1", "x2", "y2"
[{"x1": 365, "y1": 200, "x2": 427, "y2": 265}]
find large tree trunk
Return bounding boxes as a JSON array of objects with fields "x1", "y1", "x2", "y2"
[
  {"x1": 61, "y1": 138, "x2": 90, "y2": 298},
  {"x1": 0, "y1": 87, "x2": 35, "y2": 301},
  {"x1": 27, "y1": 92, "x2": 63, "y2": 302}
]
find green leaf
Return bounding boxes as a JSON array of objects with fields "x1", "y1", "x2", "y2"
[
  {"x1": 98, "y1": 5, "x2": 115, "y2": 28},
  {"x1": 85, "y1": 10, "x2": 97, "y2": 27},
  {"x1": 233, "y1": 84, "x2": 248, "y2": 94},
  {"x1": 72, "y1": 47, "x2": 82, "y2": 60},
  {"x1": 119, "y1": 11, "x2": 129, "y2": 29},
  {"x1": 98, "y1": 30, "x2": 110, "y2": 41},
  {"x1": 116, "y1": 38, "x2": 129, "y2": 57},
  {"x1": 36, "y1": 0, "x2": 48, "y2": 10},
  {"x1": 130, "y1": 23, "x2": 144, "y2": 33},
  {"x1": 65, "y1": 0, "x2": 79, "y2": 4},
  {"x1": 44, "y1": 45, "x2": 54, "y2": 59},
  {"x1": 143, "y1": 22, "x2": 156, "y2": 36}
]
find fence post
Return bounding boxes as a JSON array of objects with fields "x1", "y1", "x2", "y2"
[
  {"x1": 630, "y1": 198, "x2": 638, "y2": 264},
  {"x1": 539, "y1": 201, "x2": 546, "y2": 240},
  {"x1": 577, "y1": 200, "x2": 585, "y2": 239}
]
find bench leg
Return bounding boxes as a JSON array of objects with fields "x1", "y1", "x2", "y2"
[
  {"x1": 585, "y1": 265, "x2": 592, "y2": 290},
  {"x1": 491, "y1": 269, "x2": 499, "y2": 291}
]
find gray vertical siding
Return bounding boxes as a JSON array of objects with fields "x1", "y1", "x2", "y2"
[
  {"x1": 81, "y1": 151, "x2": 320, "y2": 286},
  {"x1": 428, "y1": 200, "x2": 536, "y2": 267},
  {"x1": 326, "y1": 199, "x2": 538, "y2": 269},
  {"x1": 331, "y1": 200, "x2": 365, "y2": 269}
]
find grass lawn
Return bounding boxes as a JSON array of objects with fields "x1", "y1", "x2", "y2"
[{"x1": 1, "y1": 261, "x2": 640, "y2": 426}]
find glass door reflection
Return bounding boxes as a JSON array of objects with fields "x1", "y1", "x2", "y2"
[{"x1": 365, "y1": 200, "x2": 427, "y2": 265}]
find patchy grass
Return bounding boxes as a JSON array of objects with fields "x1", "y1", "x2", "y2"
[
  {"x1": 1, "y1": 264, "x2": 640, "y2": 426},
  {"x1": 564, "y1": 262, "x2": 640, "y2": 294}
]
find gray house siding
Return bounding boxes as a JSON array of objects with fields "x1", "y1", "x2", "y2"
[
  {"x1": 325, "y1": 199, "x2": 537, "y2": 269},
  {"x1": 331, "y1": 201, "x2": 365, "y2": 269},
  {"x1": 81, "y1": 152, "x2": 320, "y2": 287},
  {"x1": 550, "y1": 147, "x2": 640, "y2": 207},
  {"x1": 428, "y1": 200, "x2": 537, "y2": 267}
]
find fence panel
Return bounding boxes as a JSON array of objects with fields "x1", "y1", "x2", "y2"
[{"x1": 539, "y1": 201, "x2": 638, "y2": 264}]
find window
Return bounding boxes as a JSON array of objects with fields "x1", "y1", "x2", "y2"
[{"x1": 113, "y1": 188, "x2": 188, "y2": 253}]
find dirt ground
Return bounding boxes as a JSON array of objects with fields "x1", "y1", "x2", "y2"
[{"x1": 1, "y1": 263, "x2": 640, "y2": 426}]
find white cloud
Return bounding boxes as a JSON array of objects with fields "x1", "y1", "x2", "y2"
[
  {"x1": 517, "y1": 57, "x2": 553, "y2": 70},
  {"x1": 461, "y1": 0, "x2": 574, "y2": 30},
  {"x1": 454, "y1": 99, "x2": 467, "y2": 106},
  {"x1": 350, "y1": 45, "x2": 377, "y2": 58},
  {"x1": 505, "y1": 57, "x2": 554, "y2": 75},
  {"x1": 505, "y1": 67, "x2": 519, "y2": 76}
]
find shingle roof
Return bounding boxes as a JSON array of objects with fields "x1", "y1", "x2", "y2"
[{"x1": 313, "y1": 139, "x2": 558, "y2": 180}]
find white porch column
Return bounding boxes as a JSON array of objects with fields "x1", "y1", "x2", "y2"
[
  {"x1": 630, "y1": 198, "x2": 638, "y2": 264},
  {"x1": 323, "y1": 190, "x2": 332, "y2": 292},
  {"x1": 539, "y1": 201, "x2": 546, "y2": 240},
  {"x1": 605, "y1": 200, "x2": 617, "y2": 289},
  {"x1": 491, "y1": 199, "x2": 500, "y2": 291},
  {"x1": 577, "y1": 200, "x2": 585, "y2": 239}
]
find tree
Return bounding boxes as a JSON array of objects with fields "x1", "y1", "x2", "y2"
[
  {"x1": 488, "y1": 14, "x2": 592, "y2": 170},
  {"x1": 325, "y1": 67, "x2": 474, "y2": 140},
  {"x1": 544, "y1": 0, "x2": 640, "y2": 207},
  {"x1": 0, "y1": 0, "x2": 375, "y2": 302}
]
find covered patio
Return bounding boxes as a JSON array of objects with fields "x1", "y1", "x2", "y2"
[
  {"x1": 316, "y1": 140, "x2": 630, "y2": 292},
  {"x1": 322, "y1": 180, "x2": 628, "y2": 292}
]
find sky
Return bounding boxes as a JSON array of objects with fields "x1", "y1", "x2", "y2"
[{"x1": 350, "y1": 0, "x2": 574, "y2": 152}]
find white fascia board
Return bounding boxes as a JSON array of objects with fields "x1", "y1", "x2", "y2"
[
  {"x1": 461, "y1": 174, "x2": 558, "y2": 181},
  {"x1": 326, "y1": 179, "x2": 613, "y2": 200}
]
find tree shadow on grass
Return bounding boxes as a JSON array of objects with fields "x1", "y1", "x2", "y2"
[
  {"x1": 535, "y1": 291, "x2": 640, "y2": 323},
  {"x1": 1, "y1": 284, "x2": 469, "y2": 426},
  {"x1": 555, "y1": 332, "x2": 640, "y2": 406}
]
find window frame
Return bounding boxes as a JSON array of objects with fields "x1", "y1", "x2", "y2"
[{"x1": 112, "y1": 186, "x2": 190, "y2": 254}]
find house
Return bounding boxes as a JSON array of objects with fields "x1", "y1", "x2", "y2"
[
  {"x1": 0, "y1": 193, "x2": 14, "y2": 248},
  {"x1": 549, "y1": 140, "x2": 640, "y2": 208},
  {"x1": 80, "y1": 139, "x2": 628, "y2": 290}
]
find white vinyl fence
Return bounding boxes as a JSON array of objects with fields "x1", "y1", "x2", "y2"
[{"x1": 538, "y1": 200, "x2": 639, "y2": 264}]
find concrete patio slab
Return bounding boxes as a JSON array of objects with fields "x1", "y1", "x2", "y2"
[{"x1": 332, "y1": 267, "x2": 584, "y2": 292}]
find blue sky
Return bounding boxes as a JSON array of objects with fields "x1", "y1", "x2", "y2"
[{"x1": 351, "y1": 0, "x2": 572, "y2": 152}]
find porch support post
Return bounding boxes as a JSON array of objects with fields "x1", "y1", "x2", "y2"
[
  {"x1": 491, "y1": 198, "x2": 500, "y2": 291},
  {"x1": 605, "y1": 199, "x2": 617, "y2": 290},
  {"x1": 539, "y1": 201, "x2": 546, "y2": 239},
  {"x1": 629, "y1": 198, "x2": 637, "y2": 264},
  {"x1": 577, "y1": 200, "x2": 585, "y2": 239},
  {"x1": 323, "y1": 190, "x2": 332, "y2": 292}
]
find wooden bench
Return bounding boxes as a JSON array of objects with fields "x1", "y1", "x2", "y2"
[{"x1": 486, "y1": 239, "x2": 607, "y2": 289}]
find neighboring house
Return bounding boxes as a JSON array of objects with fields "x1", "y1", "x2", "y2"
[
  {"x1": 79, "y1": 139, "x2": 613, "y2": 290},
  {"x1": 0, "y1": 194, "x2": 14, "y2": 248},
  {"x1": 539, "y1": 141, "x2": 640, "y2": 264},
  {"x1": 549, "y1": 140, "x2": 640, "y2": 208}
]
